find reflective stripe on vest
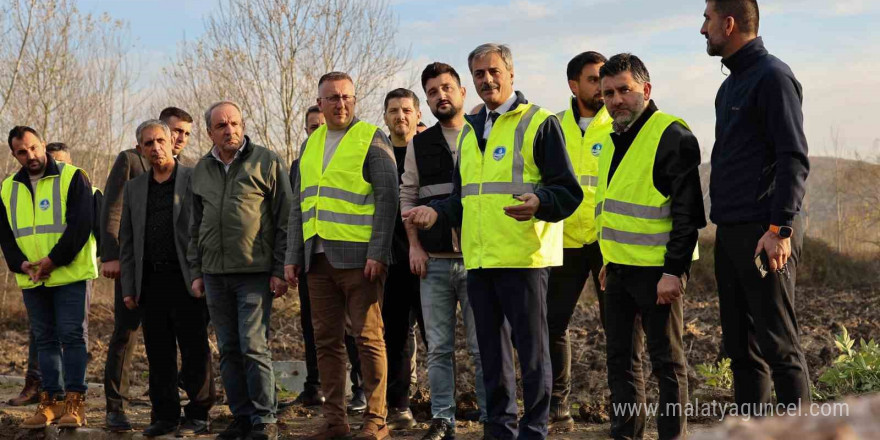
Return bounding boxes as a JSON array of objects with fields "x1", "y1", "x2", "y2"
[
  {"x1": 1, "y1": 163, "x2": 98, "y2": 289},
  {"x1": 299, "y1": 121, "x2": 377, "y2": 243},
  {"x1": 418, "y1": 183, "x2": 454, "y2": 199},
  {"x1": 457, "y1": 102, "x2": 563, "y2": 269},
  {"x1": 559, "y1": 103, "x2": 613, "y2": 248},
  {"x1": 595, "y1": 111, "x2": 698, "y2": 266}
]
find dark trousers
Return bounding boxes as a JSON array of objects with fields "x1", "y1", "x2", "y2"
[
  {"x1": 468, "y1": 268, "x2": 551, "y2": 440},
  {"x1": 715, "y1": 221, "x2": 811, "y2": 407},
  {"x1": 27, "y1": 281, "x2": 92, "y2": 383},
  {"x1": 605, "y1": 264, "x2": 687, "y2": 440},
  {"x1": 104, "y1": 277, "x2": 142, "y2": 412},
  {"x1": 382, "y1": 262, "x2": 423, "y2": 409},
  {"x1": 140, "y1": 267, "x2": 215, "y2": 422},
  {"x1": 547, "y1": 244, "x2": 645, "y2": 404},
  {"x1": 300, "y1": 272, "x2": 364, "y2": 396}
]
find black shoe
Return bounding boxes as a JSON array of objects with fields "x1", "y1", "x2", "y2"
[
  {"x1": 421, "y1": 419, "x2": 455, "y2": 440},
  {"x1": 248, "y1": 423, "x2": 279, "y2": 440},
  {"x1": 105, "y1": 411, "x2": 133, "y2": 432},
  {"x1": 548, "y1": 398, "x2": 574, "y2": 432},
  {"x1": 346, "y1": 390, "x2": 366, "y2": 415},
  {"x1": 386, "y1": 407, "x2": 417, "y2": 430},
  {"x1": 177, "y1": 417, "x2": 210, "y2": 437},
  {"x1": 143, "y1": 419, "x2": 178, "y2": 437},
  {"x1": 293, "y1": 387, "x2": 326, "y2": 407},
  {"x1": 217, "y1": 416, "x2": 252, "y2": 440},
  {"x1": 459, "y1": 409, "x2": 482, "y2": 422}
]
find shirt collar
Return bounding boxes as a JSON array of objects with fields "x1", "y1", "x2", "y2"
[
  {"x1": 486, "y1": 91, "x2": 518, "y2": 123},
  {"x1": 211, "y1": 137, "x2": 248, "y2": 164}
]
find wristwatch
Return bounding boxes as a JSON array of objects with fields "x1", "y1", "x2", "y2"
[{"x1": 769, "y1": 225, "x2": 793, "y2": 239}]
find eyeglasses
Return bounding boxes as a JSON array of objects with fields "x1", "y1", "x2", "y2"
[{"x1": 320, "y1": 94, "x2": 356, "y2": 104}]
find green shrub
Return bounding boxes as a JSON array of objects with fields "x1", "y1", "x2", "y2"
[
  {"x1": 696, "y1": 358, "x2": 733, "y2": 390},
  {"x1": 818, "y1": 326, "x2": 880, "y2": 397}
]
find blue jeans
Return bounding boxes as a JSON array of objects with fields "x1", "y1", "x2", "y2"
[
  {"x1": 204, "y1": 273, "x2": 276, "y2": 425},
  {"x1": 22, "y1": 281, "x2": 89, "y2": 395},
  {"x1": 420, "y1": 258, "x2": 486, "y2": 423}
]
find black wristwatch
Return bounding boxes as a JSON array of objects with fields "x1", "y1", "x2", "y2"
[{"x1": 770, "y1": 225, "x2": 793, "y2": 239}]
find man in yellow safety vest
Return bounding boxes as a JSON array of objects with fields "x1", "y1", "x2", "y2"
[
  {"x1": 595, "y1": 54, "x2": 705, "y2": 440},
  {"x1": 0, "y1": 126, "x2": 97, "y2": 430}
]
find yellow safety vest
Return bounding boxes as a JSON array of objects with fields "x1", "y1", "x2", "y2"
[
  {"x1": 300, "y1": 121, "x2": 377, "y2": 243},
  {"x1": 558, "y1": 103, "x2": 613, "y2": 247},
  {"x1": 458, "y1": 103, "x2": 563, "y2": 269},
  {"x1": 595, "y1": 111, "x2": 698, "y2": 267},
  {"x1": 0, "y1": 163, "x2": 98, "y2": 289}
]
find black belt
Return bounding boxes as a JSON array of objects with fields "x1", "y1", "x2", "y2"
[{"x1": 144, "y1": 260, "x2": 181, "y2": 273}]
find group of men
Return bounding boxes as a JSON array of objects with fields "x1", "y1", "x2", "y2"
[{"x1": 0, "y1": 1, "x2": 811, "y2": 440}]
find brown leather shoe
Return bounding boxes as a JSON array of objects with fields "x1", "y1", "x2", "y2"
[
  {"x1": 8, "y1": 376, "x2": 41, "y2": 406},
  {"x1": 304, "y1": 423, "x2": 351, "y2": 440},
  {"x1": 57, "y1": 391, "x2": 87, "y2": 428},
  {"x1": 20, "y1": 392, "x2": 64, "y2": 429},
  {"x1": 354, "y1": 421, "x2": 390, "y2": 440}
]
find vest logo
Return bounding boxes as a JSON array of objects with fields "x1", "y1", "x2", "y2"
[
  {"x1": 492, "y1": 146, "x2": 507, "y2": 161},
  {"x1": 591, "y1": 143, "x2": 603, "y2": 157},
  {"x1": 38, "y1": 199, "x2": 50, "y2": 211}
]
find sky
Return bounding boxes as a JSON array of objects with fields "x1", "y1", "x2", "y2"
[{"x1": 78, "y1": 0, "x2": 880, "y2": 159}]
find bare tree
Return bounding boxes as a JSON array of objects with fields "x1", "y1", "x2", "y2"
[
  {"x1": 0, "y1": 0, "x2": 139, "y2": 188},
  {"x1": 161, "y1": 0, "x2": 410, "y2": 164}
]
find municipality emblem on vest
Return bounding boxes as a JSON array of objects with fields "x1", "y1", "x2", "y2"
[
  {"x1": 38, "y1": 199, "x2": 50, "y2": 211},
  {"x1": 591, "y1": 143, "x2": 603, "y2": 157},
  {"x1": 493, "y1": 146, "x2": 507, "y2": 161}
]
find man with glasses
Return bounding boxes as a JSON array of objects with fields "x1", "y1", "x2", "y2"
[{"x1": 286, "y1": 71, "x2": 398, "y2": 440}]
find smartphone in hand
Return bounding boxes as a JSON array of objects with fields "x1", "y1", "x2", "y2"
[{"x1": 754, "y1": 251, "x2": 769, "y2": 279}]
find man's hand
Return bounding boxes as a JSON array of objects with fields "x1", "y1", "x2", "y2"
[
  {"x1": 599, "y1": 265, "x2": 607, "y2": 291},
  {"x1": 364, "y1": 259, "x2": 387, "y2": 282},
  {"x1": 123, "y1": 296, "x2": 137, "y2": 310},
  {"x1": 284, "y1": 264, "x2": 300, "y2": 287},
  {"x1": 402, "y1": 206, "x2": 438, "y2": 230},
  {"x1": 755, "y1": 230, "x2": 791, "y2": 271},
  {"x1": 21, "y1": 261, "x2": 38, "y2": 282},
  {"x1": 101, "y1": 260, "x2": 121, "y2": 279},
  {"x1": 34, "y1": 257, "x2": 56, "y2": 281},
  {"x1": 657, "y1": 274, "x2": 684, "y2": 305},
  {"x1": 270, "y1": 276, "x2": 288, "y2": 299},
  {"x1": 192, "y1": 277, "x2": 205, "y2": 298},
  {"x1": 503, "y1": 193, "x2": 540, "y2": 221},
  {"x1": 409, "y1": 245, "x2": 429, "y2": 279}
]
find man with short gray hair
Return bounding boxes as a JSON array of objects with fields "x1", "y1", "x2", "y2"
[
  {"x1": 119, "y1": 119, "x2": 214, "y2": 437},
  {"x1": 406, "y1": 43, "x2": 582, "y2": 439},
  {"x1": 188, "y1": 101, "x2": 292, "y2": 440}
]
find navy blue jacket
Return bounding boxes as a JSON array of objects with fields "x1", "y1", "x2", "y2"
[
  {"x1": 710, "y1": 37, "x2": 809, "y2": 227},
  {"x1": 430, "y1": 91, "x2": 582, "y2": 229}
]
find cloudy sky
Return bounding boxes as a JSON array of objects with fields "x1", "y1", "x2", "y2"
[{"x1": 80, "y1": 0, "x2": 880, "y2": 158}]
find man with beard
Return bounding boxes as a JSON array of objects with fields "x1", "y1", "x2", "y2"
[
  {"x1": 381, "y1": 88, "x2": 424, "y2": 431},
  {"x1": 400, "y1": 62, "x2": 487, "y2": 440},
  {"x1": 595, "y1": 54, "x2": 705, "y2": 440},
  {"x1": 1, "y1": 126, "x2": 97, "y2": 430},
  {"x1": 701, "y1": 0, "x2": 811, "y2": 410},
  {"x1": 405, "y1": 43, "x2": 582, "y2": 440},
  {"x1": 547, "y1": 51, "x2": 646, "y2": 432}
]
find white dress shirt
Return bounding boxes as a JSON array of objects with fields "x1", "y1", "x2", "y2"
[{"x1": 482, "y1": 92, "x2": 518, "y2": 140}]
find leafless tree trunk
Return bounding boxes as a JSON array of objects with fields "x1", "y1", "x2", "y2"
[{"x1": 161, "y1": 0, "x2": 410, "y2": 164}]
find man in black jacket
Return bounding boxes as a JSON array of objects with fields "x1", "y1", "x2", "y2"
[
  {"x1": 596, "y1": 54, "x2": 705, "y2": 440},
  {"x1": 702, "y1": 0, "x2": 811, "y2": 409}
]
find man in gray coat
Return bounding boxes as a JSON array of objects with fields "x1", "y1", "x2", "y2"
[
  {"x1": 101, "y1": 107, "x2": 195, "y2": 431},
  {"x1": 188, "y1": 101, "x2": 291, "y2": 440},
  {"x1": 119, "y1": 120, "x2": 215, "y2": 437}
]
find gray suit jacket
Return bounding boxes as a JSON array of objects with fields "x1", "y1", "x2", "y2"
[
  {"x1": 102, "y1": 148, "x2": 151, "y2": 261},
  {"x1": 119, "y1": 164, "x2": 194, "y2": 302},
  {"x1": 286, "y1": 118, "x2": 399, "y2": 272}
]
